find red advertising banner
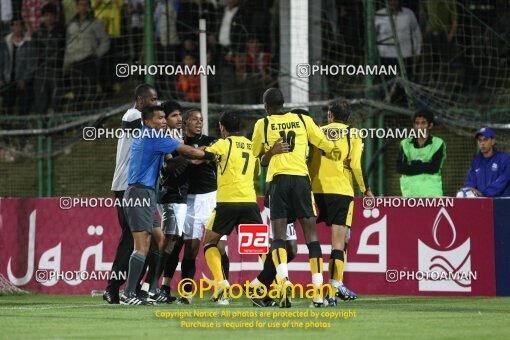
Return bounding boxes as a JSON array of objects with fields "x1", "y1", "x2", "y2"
[{"x1": 0, "y1": 197, "x2": 496, "y2": 296}]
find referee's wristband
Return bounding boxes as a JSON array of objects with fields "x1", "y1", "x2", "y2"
[{"x1": 203, "y1": 150, "x2": 217, "y2": 161}]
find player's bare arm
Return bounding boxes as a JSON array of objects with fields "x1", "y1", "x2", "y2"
[
  {"x1": 260, "y1": 138, "x2": 289, "y2": 166},
  {"x1": 176, "y1": 144, "x2": 217, "y2": 161}
]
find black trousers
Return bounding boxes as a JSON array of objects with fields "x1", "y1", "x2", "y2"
[{"x1": 106, "y1": 190, "x2": 134, "y2": 292}]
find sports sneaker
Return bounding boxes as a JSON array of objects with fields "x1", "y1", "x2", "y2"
[
  {"x1": 102, "y1": 289, "x2": 119, "y2": 304},
  {"x1": 160, "y1": 285, "x2": 177, "y2": 303},
  {"x1": 249, "y1": 287, "x2": 266, "y2": 307},
  {"x1": 210, "y1": 280, "x2": 230, "y2": 302},
  {"x1": 279, "y1": 280, "x2": 293, "y2": 308},
  {"x1": 149, "y1": 288, "x2": 169, "y2": 303},
  {"x1": 311, "y1": 296, "x2": 325, "y2": 308},
  {"x1": 120, "y1": 292, "x2": 148, "y2": 305},
  {"x1": 264, "y1": 296, "x2": 277, "y2": 307},
  {"x1": 324, "y1": 297, "x2": 337, "y2": 307},
  {"x1": 336, "y1": 284, "x2": 358, "y2": 301},
  {"x1": 138, "y1": 290, "x2": 157, "y2": 305},
  {"x1": 217, "y1": 296, "x2": 230, "y2": 306},
  {"x1": 177, "y1": 296, "x2": 192, "y2": 305}
]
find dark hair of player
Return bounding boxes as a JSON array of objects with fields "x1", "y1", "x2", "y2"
[
  {"x1": 182, "y1": 108, "x2": 201, "y2": 124},
  {"x1": 263, "y1": 88, "x2": 284, "y2": 110},
  {"x1": 134, "y1": 83, "x2": 156, "y2": 101},
  {"x1": 161, "y1": 100, "x2": 182, "y2": 118},
  {"x1": 413, "y1": 110, "x2": 434, "y2": 125},
  {"x1": 141, "y1": 105, "x2": 164, "y2": 121},
  {"x1": 290, "y1": 108, "x2": 309, "y2": 116},
  {"x1": 219, "y1": 112, "x2": 240, "y2": 133},
  {"x1": 328, "y1": 98, "x2": 351, "y2": 123}
]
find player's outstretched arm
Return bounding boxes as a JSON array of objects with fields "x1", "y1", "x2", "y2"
[
  {"x1": 163, "y1": 154, "x2": 189, "y2": 173},
  {"x1": 304, "y1": 115, "x2": 336, "y2": 155},
  {"x1": 176, "y1": 143, "x2": 218, "y2": 161},
  {"x1": 260, "y1": 138, "x2": 289, "y2": 166}
]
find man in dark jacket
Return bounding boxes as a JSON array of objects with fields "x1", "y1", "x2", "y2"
[
  {"x1": 32, "y1": 3, "x2": 65, "y2": 114},
  {"x1": 464, "y1": 128, "x2": 510, "y2": 197}
]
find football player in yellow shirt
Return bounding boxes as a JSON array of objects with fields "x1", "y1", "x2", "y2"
[
  {"x1": 252, "y1": 88, "x2": 339, "y2": 307},
  {"x1": 202, "y1": 112, "x2": 263, "y2": 305},
  {"x1": 308, "y1": 98, "x2": 374, "y2": 305}
]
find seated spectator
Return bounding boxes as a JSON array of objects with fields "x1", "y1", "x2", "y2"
[
  {"x1": 0, "y1": 17, "x2": 35, "y2": 115},
  {"x1": 463, "y1": 128, "x2": 510, "y2": 197},
  {"x1": 396, "y1": 110, "x2": 446, "y2": 197},
  {"x1": 64, "y1": 0, "x2": 110, "y2": 110},
  {"x1": 32, "y1": 3, "x2": 66, "y2": 114},
  {"x1": 176, "y1": 53, "x2": 200, "y2": 102}
]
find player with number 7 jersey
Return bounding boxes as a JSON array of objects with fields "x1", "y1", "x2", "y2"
[{"x1": 202, "y1": 112, "x2": 263, "y2": 305}]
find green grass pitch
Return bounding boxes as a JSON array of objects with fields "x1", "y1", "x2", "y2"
[{"x1": 1, "y1": 294, "x2": 509, "y2": 339}]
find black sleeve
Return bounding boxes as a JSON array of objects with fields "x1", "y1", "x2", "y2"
[
  {"x1": 122, "y1": 118, "x2": 142, "y2": 130},
  {"x1": 418, "y1": 143, "x2": 445, "y2": 174},
  {"x1": 396, "y1": 146, "x2": 414, "y2": 175},
  {"x1": 396, "y1": 143, "x2": 445, "y2": 175}
]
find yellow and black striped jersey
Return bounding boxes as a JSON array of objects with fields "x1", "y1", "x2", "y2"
[
  {"x1": 252, "y1": 112, "x2": 336, "y2": 181},
  {"x1": 308, "y1": 122, "x2": 367, "y2": 196},
  {"x1": 206, "y1": 136, "x2": 259, "y2": 203}
]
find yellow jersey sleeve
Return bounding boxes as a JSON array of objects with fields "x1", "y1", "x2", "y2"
[
  {"x1": 304, "y1": 115, "x2": 335, "y2": 154},
  {"x1": 252, "y1": 118, "x2": 266, "y2": 157},
  {"x1": 206, "y1": 138, "x2": 228, "y2": 157},
  {"x1": 349, "y1": 135, "x2": 367, "y2": 193}
]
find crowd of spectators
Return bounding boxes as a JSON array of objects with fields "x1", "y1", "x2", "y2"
[
  {"x1": 0, "y1": 0, "x2": 509, "y2": 115},
  {"x1": 0, "y1": 0, "x2": 277, "y2": 114}
]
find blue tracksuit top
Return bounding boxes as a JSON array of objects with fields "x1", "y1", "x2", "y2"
[{"x1": 464, "y1": 148, "x2": 510, "y2": 197}]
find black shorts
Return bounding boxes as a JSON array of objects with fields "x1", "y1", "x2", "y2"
[
  {"x1": 124, "y1": 184, "x2": 159, "y2": 233},
  {"x1": 206, "y1": 202, "x2": 263, "y2": 236},
  {"x1": 314, "y1": 193, "x2": 353, "y2": 227},
  {"x1": 269, "y1": 175, "x2": 316, "y2": 220}
]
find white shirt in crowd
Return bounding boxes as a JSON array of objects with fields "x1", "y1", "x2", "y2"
[
  {"x1": 1, "y1": 0, "x2": 13, "y2": 22},
  {"x1": 111, "y1": 107, "x2": 142, "y2": 192},
  {"x1": 218, "y1": 5, "x2": 239, "y2": 47},
  {"x1": 375, "y1": 6, "x2": 422, "y2": 59}
]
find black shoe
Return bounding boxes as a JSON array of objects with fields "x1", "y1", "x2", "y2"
[
  {"x1": 150, "y1": 289, "x2": 169, "y2": 303},
  {"x1": 249, "y1": 287, "x2": 266, "y2": 307},
  {"x1": 120, "y1": 292, "x2": 148, "y2": 305},
  {"x1": 263, "y1": 296, "x2": 277, "y2": 307},
  {"x1": 160, "y1": 285, "x2": 177, "y2": 303},
  {"x1": 177, "y1": 296, "x2": 192, "y2": 305},
  {"x1": 336, "y1": 284, "x2": 358, "y2": 301},
  {"x1": 138, "y1": 290, "x2": 157, "y2": 305},
  {"x1": 103, "y1": 290, "x2": 119, "y2": 304},
  {"x1": 279, "y1": 281, "x2": 292, "y2": 308}
]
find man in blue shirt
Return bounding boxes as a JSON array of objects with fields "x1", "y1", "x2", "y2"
[
  {"x1": 120, "y1": 105, "x2": 218, "y2": 305},
  {"x1": 464, "y1": 128, "x2": 510, "y2": 197}
]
